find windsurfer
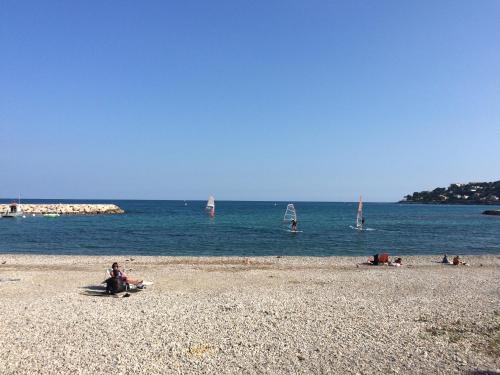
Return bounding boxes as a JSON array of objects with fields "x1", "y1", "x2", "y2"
[{"x1": 291, "y1": 219, "x2": 297, "y2": 232}]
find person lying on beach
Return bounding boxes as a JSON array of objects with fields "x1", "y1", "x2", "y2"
[
  {"x1": 452, "y1": 256, "x2": 469, "y2": 266},
  {"x1": 390, "y1": 257, "x2": 403, "y2": 267},
  {"x1": 110, "y1": 262, "x2": 143, "y2": 287}
]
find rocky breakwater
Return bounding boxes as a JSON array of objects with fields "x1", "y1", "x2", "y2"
[
  {"x1": 482, "y1": 210, "x2": 500, "y2": 216},
  {"x1": 1, "y1": 204, "x2": 124, "y2": 215}
]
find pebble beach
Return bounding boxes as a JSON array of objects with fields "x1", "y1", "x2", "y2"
[{"x1": 0, "y1": 254, "x2": 499, "y2": 374}]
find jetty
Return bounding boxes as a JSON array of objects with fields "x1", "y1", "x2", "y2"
[{"x1": 0, "y1": 204, "x2": 124, "y2": 216}]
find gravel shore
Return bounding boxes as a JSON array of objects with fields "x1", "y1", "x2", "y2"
[{"x1": 1, "y1": 254, "x2": 499, "y2": 374}]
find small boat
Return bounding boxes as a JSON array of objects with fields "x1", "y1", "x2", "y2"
[
  {"x1": 205, "y1": 195, "x2": 215, "y2": 218},
  {"x1": 43, "y1": 213, "x2": 60, "y2": 218},
  {"x1": 2, "y1": 202, "x2": 24, "y2": 218}
]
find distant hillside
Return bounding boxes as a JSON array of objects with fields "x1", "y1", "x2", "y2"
[{"x1": 401, "y1": 181, "x2": 500, "y2": 204}]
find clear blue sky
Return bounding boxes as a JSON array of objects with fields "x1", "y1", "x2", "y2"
[{"x1": 1, "y1": 1, "x2": 499, "y2": 201}]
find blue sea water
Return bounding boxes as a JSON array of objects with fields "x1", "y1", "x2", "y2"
[{"x1": 0, "y1": 200, "x2": 499, "y2": 256}]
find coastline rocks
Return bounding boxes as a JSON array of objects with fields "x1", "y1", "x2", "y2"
[
  {"x1": 401, "y1": 180, "x2": 500, "y2": 204},
  {"x1": 482, "y1": 210, "x2": 500, "y2": 216},
  {"x1": 0, "y1": 204, "x2": 124, "y2": 215}
]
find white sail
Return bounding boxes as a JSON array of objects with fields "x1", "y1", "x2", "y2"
[
  {"x1": 206, "y1": 196, "x2": 215, "y2": 209},
  {"x1": 356, "y1": 196, "x2": 363, "y2": 229},
  {"x1": 206, "y1": 195, "x2": 215, "y2": 217},
  {"x1": 283, "y1": 203, "x2": 297, "y2": 222}
]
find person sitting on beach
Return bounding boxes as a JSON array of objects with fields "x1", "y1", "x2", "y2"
[
  {"x1": 111, "y1": 262, "x2": 143, "y2": 287},
  {"x1": 441, "y1": 254, "x2": 450, "y2": 264},
  {"x1": 370, "y1": 253, "x2": 380, "y2": 265}
]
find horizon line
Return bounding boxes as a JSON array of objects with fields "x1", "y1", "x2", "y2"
[{"x1": 0, "y1": 197, "x2": 399, "y2": 204}]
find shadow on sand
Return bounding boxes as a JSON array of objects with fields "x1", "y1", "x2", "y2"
[{"x1": 79, "y1": 284, "x2": 141, "y2": 297}]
